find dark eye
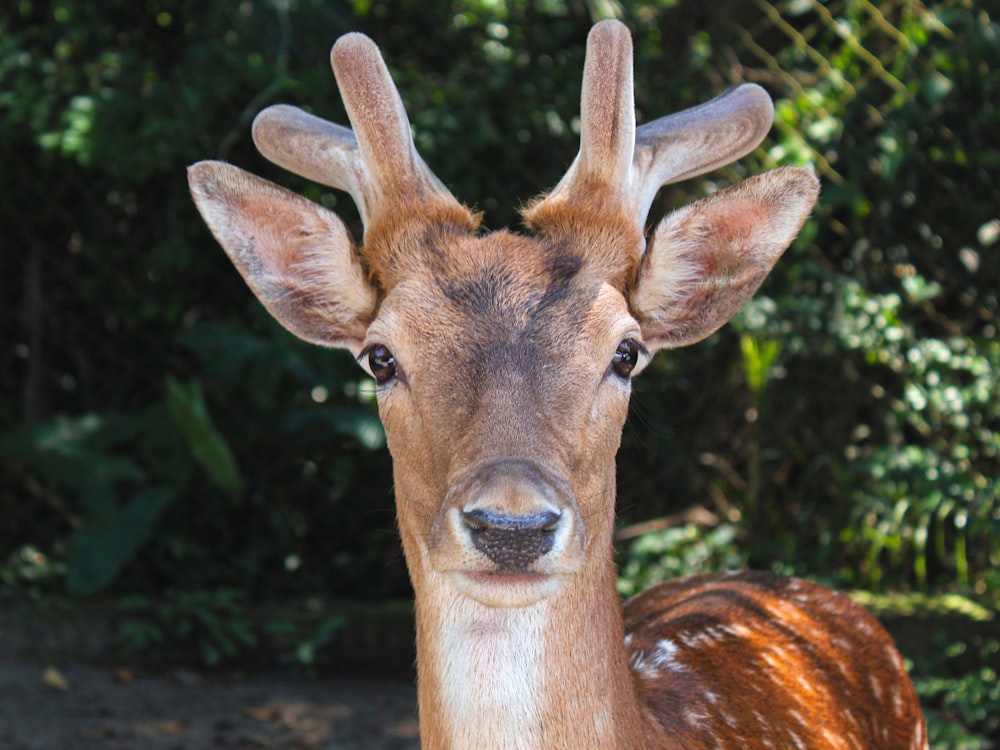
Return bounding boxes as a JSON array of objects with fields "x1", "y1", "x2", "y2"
[
  {"x1": 367, "y1": 345, "x2": 397, "y2": 385},
  {"x1": 611, "y1": 339, "x2": 639, "y2": 379}
]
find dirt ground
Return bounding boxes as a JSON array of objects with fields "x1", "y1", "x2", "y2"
[
  {"x1": 0, "y1": 657, "x2": 420, "y2": 750},
  {"x1": 0, "y1": 602, "x2": 420, "y2": 750}
]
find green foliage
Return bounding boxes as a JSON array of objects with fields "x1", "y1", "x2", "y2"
[
  {"x1": 265, "y1": 612, "x2": 349, "y2": 669},
  {"x1": 721, "y1": 1, "x2": 1000, "y2": 594},
  {"x1": 116, "y1": 589, "x2": 258, "y2": 667},
  {"x1": 617, "y1": 524, "x2": 745, "y2": 597},
  {"x1": 166, "y1": 376, "x2": 245, "y2": 499},
  {"x1": 0, "y1": 411, "x2": 186, "y2": 595},
  {"x1": 739, "y1": 335, "x2": 780, "y2": 397},
  {"x1": 910, "y1": 605, "x2": 1000, "y2": 749},
  {"x1": 1, "y1": 545, "x2": 65, "y2": 593},
  {"x1": 918, "y1": 668, "x2": 1000, "y2": 748},
  {"x1": 67, "y1": 487, "x2": 174, "y2": 596},
  {"x1": 116, "y1": 589, "x2": 350, "y2": 668},
  {"x1": 841, "y1": 311, "x2": 999, "y2": 591}
]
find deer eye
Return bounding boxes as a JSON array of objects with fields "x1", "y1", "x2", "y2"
[
  {"x1": 611, "y1": 338, "x2": 640, "y2": 379},
  {"x1": 367, "y1": 345, "x2": 397, "y2": 385}
]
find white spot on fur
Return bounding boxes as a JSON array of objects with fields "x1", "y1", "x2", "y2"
[
  {"x1": 820, "y1": 726, "x2": 850, "y2": 749},
  {"x1": 788, "y1": 708, "x2": 808, "y2": 729},
  {"x1": 629, "y1": 637, "x2": 688, "y2": 680},
  {"x1": 683, "y1": 705, "x2": 710, "y2": 728},
  {"x1": 653, "y1": 638, "x2": 679, "y2": 663},
  {"x1": 727, "y1": 622, "x2": 755, "y2": 639},
  {"x1": 869, "y1": 672, "x2": 884, "y2": 702},
  {"x1": 892, "y1": 683, "x2": 905, "y2": 716}
]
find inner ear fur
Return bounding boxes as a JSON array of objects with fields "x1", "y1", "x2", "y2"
[
  {"x1": 188, "y1": 160, "x2": 377, "y2": 354},
  {"x1": 631, "y1": 167, "x2": 819, "y2": 351}
]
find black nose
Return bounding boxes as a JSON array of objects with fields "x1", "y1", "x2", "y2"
[{"x1": 462, "y1": 508, "x2": 561, "y2": 572}]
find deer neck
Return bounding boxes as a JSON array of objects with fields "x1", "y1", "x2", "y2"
[{"x1": 409, "y1": 539, "x2": 652, "y2": 750}]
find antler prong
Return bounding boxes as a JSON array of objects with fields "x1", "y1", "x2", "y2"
[
  {"x1": 629, "y1": 83, "x2": 774, "y2": 224},
  {"x1": 252, "y1": 33, "x2": 470, "y2": 233},
  {"x1": 528, "y1": 20, "x2": 776, "y2": 239},
  {"x1": 252, "y1": 104, "x2": 371, "y2": 219}
]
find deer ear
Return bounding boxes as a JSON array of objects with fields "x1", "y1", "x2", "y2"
[
  {"x1": 188, "y1": 161, "x2": 377, "y2": 355},
  {"x1": 631, "y1": 167, "x2": 819, "y2": 351}
]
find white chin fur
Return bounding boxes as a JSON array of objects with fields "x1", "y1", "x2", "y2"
[{"x1": 448, "y1": 571, "x2": 565, "y2": 608}]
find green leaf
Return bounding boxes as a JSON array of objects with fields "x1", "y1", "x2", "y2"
[
  {"x1": 166, "y1": 376, "x2": 245, "y2": 498},
  {"x1": 740, "y1": 335, "x2": 781, "y2": 396},
  {"x1": 0, "y1": 414, "x2": 146, "y2": 491},
  {"x1": 67, "y1": 486, "x2": 173, "y2": 596}
]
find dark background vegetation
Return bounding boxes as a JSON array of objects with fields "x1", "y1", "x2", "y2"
[{"x1": 2, "y1": 0, "x2": 997, "y2": 746}]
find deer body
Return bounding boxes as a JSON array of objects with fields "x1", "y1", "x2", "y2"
[{"x1": 189, "y1": 20, "x2": 927, "y2": 749}]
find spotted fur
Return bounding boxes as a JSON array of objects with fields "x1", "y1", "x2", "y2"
[{"x1": 625, "y1": 572, "x2": 927, "y2": 749}]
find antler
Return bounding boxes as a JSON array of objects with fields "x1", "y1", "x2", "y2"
[
  {"x1": 529, "y1": 20, "x2": 775, "y2": 236},
  {"x1": 252, "y1": 33, "x2": 470, "y2": 232}
]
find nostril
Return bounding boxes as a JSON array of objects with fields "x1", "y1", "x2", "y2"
[
  {"x1": 463, "y1": 509, "x2": 561, "y2": 532},
  {"x1": 462, "y1": 509, "x2": 561, "y2": 571}
]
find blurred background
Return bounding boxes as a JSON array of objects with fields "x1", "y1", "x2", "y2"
[{"x1": 2, "y1": 0, "x2": 997, "y2": 745}]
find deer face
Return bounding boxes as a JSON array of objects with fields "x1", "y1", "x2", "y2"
[{"x1": 356, "y1": 228, "x2": 646, "y2": 606}]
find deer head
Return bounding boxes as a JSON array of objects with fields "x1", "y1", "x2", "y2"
[{"x1": 190, "y1": 21, "x2": 815, "y2": 613}]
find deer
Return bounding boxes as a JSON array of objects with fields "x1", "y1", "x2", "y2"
[{"x1": 188, "y1": 19, "x2": 928, "y2": 750}]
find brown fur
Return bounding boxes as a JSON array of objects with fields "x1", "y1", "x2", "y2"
[{"x1": 625, "y1": 572, "x2": 927, "y2": 749}]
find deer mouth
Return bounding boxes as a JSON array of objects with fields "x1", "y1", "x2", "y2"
[
  {"x1": 465, "y1": 571, "x2": 551, "y2": 584},
  {"x1": 449, "y1": 569, "x2": 566, "y2": 608}
]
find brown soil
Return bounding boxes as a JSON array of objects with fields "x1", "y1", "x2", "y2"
[
  {"x1": 0, "y1": 658, "x2": 419, "y2": 750},
  {"x1": 0, "y1": 601, "x2": 420, "y2": 750}
]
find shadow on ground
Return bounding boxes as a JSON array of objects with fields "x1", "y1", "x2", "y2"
[{"x1": 0, "y1": 600, "x2": 419, "y2": 750}]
